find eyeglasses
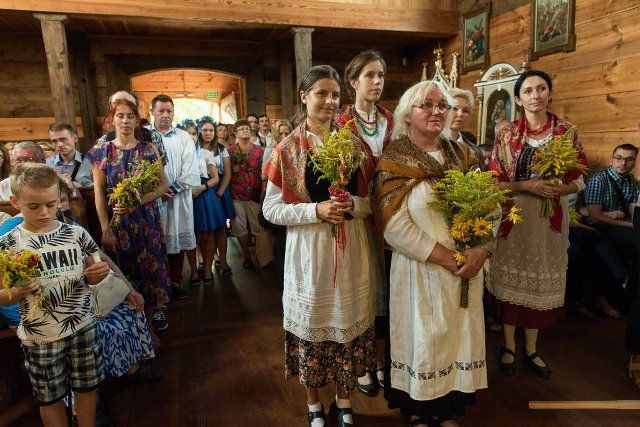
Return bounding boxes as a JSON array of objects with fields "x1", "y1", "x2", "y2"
[
  {"x1": 612, "y1": 156, "x2": 636, "y2": 163},
  {"x1": 452, "y1": 106, "x2": 471, "y2": 115},
  {"x1": 14, "y1": 157, "x2": 37, "y2": 164},
  {"x1": 412, "y1": 102, "x2": 452, "y2": 113}
]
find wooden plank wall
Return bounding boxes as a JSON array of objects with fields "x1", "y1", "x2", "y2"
[
  {"x1": 0, "y1": 32, "x2": 431, "y2": 141},
  {"x1": 446, "y1": 0, "x2": 640, "y2": 166}
]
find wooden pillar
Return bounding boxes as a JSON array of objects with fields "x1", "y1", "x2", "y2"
[
  {"x1": 33, "y1": 13, "x2": 76, "y2": 128},
  {"x1": 246, "y1": 61, "x2": 266, "y2": 115},
  {"x1": 290, "y1": 27, "x2": 314, "y2": 88},
  {"x1": 279, "y1": 42, "x2": 294, "y2": 120},
  {"x1": 70, "y1": 34, "x2": 98, "y2": 151}
]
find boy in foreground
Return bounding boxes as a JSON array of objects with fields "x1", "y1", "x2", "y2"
[{"x1": 0, "y1": 163, "x2": 131, "y2": 427}]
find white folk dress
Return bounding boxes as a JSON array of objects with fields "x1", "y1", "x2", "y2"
[{"x1": 384, "y1": 151, "x2": 487, "y2": 402}]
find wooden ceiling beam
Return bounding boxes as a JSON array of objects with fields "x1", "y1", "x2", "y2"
[{"x1": 3, "y1": 0, "x2": 458, "y2": 35}]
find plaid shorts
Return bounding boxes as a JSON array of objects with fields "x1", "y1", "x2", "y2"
[{"x1": 22, "y1": 322, "x2": 105, "y2": 406}]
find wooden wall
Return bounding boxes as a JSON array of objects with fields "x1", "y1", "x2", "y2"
[
  {"x1": 446, "y1": 0, "x2": 640, "y2": 166},
  {"x1": 0, "y1": 34, "x2": 87, "y2": 141}
]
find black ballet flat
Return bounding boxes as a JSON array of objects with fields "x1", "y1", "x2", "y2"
[
  {"x1": 329, "y1": 402, "x2": 354, "y2": 427},
  {"x1": 523, "y1": 349, "x2": 551, "y2": 379},
  {"x1": 499, "y1": 347, "x2": 518, "y2": 375},
  {"x1": 307, "y1": 404, "x2": 325, "y2": 427},
  {"x1": 356, "y1": 377, "x2": 379, "y2": 397}
]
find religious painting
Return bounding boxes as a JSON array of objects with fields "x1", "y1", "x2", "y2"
[
  {"x1": 461, "y1": 5, "x2": 490, "y2": 73},
  {"x1": 485, "y1": 90, "x2": 512, "y2": 144},
  {"x1": 529, "y1": 0, "x2": 576, "y2": 60}
]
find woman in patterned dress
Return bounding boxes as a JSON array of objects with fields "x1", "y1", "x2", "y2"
[{"x1": 87, "y1": 99, "x2": 171, "y2": 349}]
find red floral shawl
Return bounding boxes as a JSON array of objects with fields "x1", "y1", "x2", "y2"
[
  {"x1": 334, "y1": 104, "x2": 394, "y2": 164},
  {"x1": 488, "y1": 112, "x2": 588, "y2": 237},
  {"x1": 263, "y1": 122, "x2": 375, "y2": 204}
]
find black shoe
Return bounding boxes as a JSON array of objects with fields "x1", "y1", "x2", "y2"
[
  {"x1": 220, "y1": 266, "x2": 233, "y2": 276},
  {"x1": 329, "y1": 402, "x2": 354, "y2": 427},
  {"x1": 190, "y1": 278, "x2": 202, "y2": 286},
  {"x1": 202, "y1": 276, "x2": 214, "y2": 285},
  {"x1": 523, "y1": 349, "x2": 551, "y2": 379},
  {"x1": 498, "y1": 347, "x2": 517, "y2": 375},
  {"x1": 242, "y1": 259, "x2": 253, "y2": 269},
  {"x1": 356, "y1": 375, "x2": 379, "y2": 397},
  {"x1": 127, "y1": 365, "x2": 165, "y2": 384},
  {"x1": 307, "y1": 404, "x2": 325, "y2": 427},
  {"x1": 172, "y1": 284, "x2": 190, "y2": 300}
]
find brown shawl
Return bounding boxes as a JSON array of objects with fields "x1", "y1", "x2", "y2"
[{"x1": 372, "y1": 135, "x2": 479, "y2": 248}]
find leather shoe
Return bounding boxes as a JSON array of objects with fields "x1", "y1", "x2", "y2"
[
  {"x1": 329, "y1": 402, "x2": 354, "y2": 427},
  {"x1": 357, "y1": 374, "x2": 379, "y2": 397},
  {"x1": 498, "y1": 346, "x2": 517, "y2": 375},
  {"x1": 523, "y1": 349, "x2": 551, "y2": 379}
]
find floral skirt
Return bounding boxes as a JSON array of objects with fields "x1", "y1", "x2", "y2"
[{"x1": 284, "y1": 325, "x2": 376, "y2": 392}]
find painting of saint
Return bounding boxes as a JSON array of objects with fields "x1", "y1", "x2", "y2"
[
  {"x1": 461, "y1": 6, "x2": 490, "y2": 72},
  {"x1": 530, "y1": 0, "x2": 576, "y2": 59}
]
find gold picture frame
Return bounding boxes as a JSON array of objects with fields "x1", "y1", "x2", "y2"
[
  {"x1": 529, "y1": 0, "x2": 576, "y2": 61},
  {"x1": 461, "y1": 5, "x2": 491, "y2": 74}
]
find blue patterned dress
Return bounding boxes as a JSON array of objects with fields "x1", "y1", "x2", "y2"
[
  {"x1": 86, "y1": 139, "x2": 171, "y2": 309},
  {"x1": 97, "y1": 303, "x2": 155, "y2": 377}
]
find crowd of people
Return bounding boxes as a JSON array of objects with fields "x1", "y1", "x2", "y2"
[{"x1": 0, "y1": 49, "x2": 639, "y2": 427}]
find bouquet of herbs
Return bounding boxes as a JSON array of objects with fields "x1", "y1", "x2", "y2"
[
  {"x1": 0, "y1": 249, "x2": 47, "y2": 321},
  {"x1": 430, "y1": 169, "x2": 522, "y2": 307},
  {"x1": 309, "y1": 119, "x2": 364, "y2": 284},
  {"x1": 530, "y1": 127, "x2": 586, "y2": 217},
  {"x1": 108, "y1": 159, "x2": 161, "y2": 226}
]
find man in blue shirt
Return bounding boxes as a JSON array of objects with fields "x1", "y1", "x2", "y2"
[
  {"x1": 47, "y1": 122, "x2": 93, "y2": 187},
  {"x1": 585, "y1": 143, "x2": 638, "y2": 271}
]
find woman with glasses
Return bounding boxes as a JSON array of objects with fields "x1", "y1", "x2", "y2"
[
  {"x1": 334, "y1": 50, "x2": 394, "y2": 397},
  {"x1": 486, "y1": 70, "x2": 588, "y2": 379},
  {"x1": 373, "y1": 80, "x2": 485, "y2": 427}
]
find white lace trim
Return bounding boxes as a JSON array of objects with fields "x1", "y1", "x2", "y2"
[
  {"x1": 487, "y1": 265, "x2": 565, "y2": 310},
  {"x1": 284, "y1": 315, "x2": 374, "y2": 344}
]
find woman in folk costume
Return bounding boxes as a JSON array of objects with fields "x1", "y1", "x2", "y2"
[
  {"x1": 486, "y1": 70, "x2": 587, "y2": 379},
  {"x1": 334, "y1": 49, "x2": 394, "y2": 397},
  {"x1": 372, "y1": 80, "x2": 486, "y2": 427},
  {"x1": 263, "y1": 65, "x2": 378, "y2": 427}
]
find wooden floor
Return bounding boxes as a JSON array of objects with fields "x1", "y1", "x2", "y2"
[{"x1": 10, "y1": 242, "x2": 640, "y2": 426}]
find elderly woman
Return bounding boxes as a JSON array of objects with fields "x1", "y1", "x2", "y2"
[
  {"x1": 373, "y1": 80, "x2": 486, "y2": 427},
  {"x1": 263, "y1": 65, "x2": 377, "y2": 427},
  {"x1": 449, "y1": 88, "x2": 481, "y2": 158},
  {"x1": 486, "y1": 70, "x2": 587, "y2": 379}
]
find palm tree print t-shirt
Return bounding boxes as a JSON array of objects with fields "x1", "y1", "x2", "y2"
[{"x1": 0, "y1": 222, "x2": 99, "y2": 345}]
